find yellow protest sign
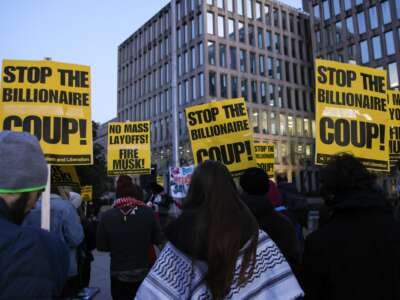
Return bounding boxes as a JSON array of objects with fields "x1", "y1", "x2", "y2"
[
  {"x1": 51, "y1": 166, "x2": 80, "y2": 188},
  {"x1": 0, "y1": 59, "x2": 92, "y2": 165},
  {"x1": 81, "y1": 185, "x2": 92, "y2": 202},
  {"x1": 388, "y1": 90, "x2": 400, "y2": 165},
  {"x1": 185, "y1": 98, "x2": 257, "y2": 175},
  {"x1": 255, "y1": 143, "x2": 275, "y2": 177},
  {"x1": 315, "y1": 59, "x2": 389, "y2": 171},
  {"x1": 107, "y1": 121, "x2": 151, "y2": 175}
]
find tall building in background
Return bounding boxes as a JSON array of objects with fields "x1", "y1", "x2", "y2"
[
  {"x1": 118, "y1": 0, "x2": 317, "y2": 192},
  {"x1": 303, "y1": 0, "x2": 400, "y2": 88},
  {"x1": 303, "y1": 0, "x2": 400, "y2": 194}
]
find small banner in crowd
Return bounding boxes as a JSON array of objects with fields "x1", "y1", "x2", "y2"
[
  {"x1": 107, "y1": 121, "x2": 151, "y2": 176},
  {"x1": 185, "y1": 98, "x2": 256, "y2": 175},
  {"x1": 169, "y1": 166, "x2": 194, "y2": 198},
  {"x1": 388, "y1": 90, "x2": 400, "y2": 165},
  {"x1": 156, "y1": 176, "x2": 164, "y2": 188},
  {"x1": 315, "y1": 59, "x2": 390, "y2": 171},
  {"x1": 255, "y1": 143, "x2": 275, "y2": 177},
  {"x1": 51, "y1": 166, "x2": 80, "y2": 188},
  {"x1": 81, "y1": 185, "x2": 92, "y2": 202},
  {"x1": 0, "y1": 59, "x2": 93, "y2": 165}
]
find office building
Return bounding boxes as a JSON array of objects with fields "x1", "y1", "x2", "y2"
[{"x1": 118, "y1": 0, "x2": 317, "y2": 192}]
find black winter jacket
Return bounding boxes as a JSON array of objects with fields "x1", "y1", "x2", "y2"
[
  {"x1": 302, "y1": 190, "x2": 400, "y2": 300},
  {"x1": 0, "y1": 198, "x2": 69, "y2": 299}
]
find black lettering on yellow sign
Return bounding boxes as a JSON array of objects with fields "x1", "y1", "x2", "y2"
[
  {"x1": 317, "y1": 65, "x2": 386, "y2": 93},
  {"x1": 52, "y1": 166, "x2": 73, "y2": 183},
  {"x1": 319, "y1": 117, "x2": 385, "y2": 150},
  {"x1": 254, "y1": 145, "x2": 274, "y2": 153},
  {"x1": 3, "y1": 66, "x2": 52, "y2": 84},
  {"x1": 3, "y1": 115, "x2": 87, "y2": 145},
  {"x1": 257, "y1": 163, "x2": 274, "y2": 174},
  {"x1": 112, "y1": 149, "x2": 145, "y2": 170},
  {"x1": 187, "y1": 102, "x2": 247, "y2": 126},
  {"x1": 196, "y1": 141, "x2": 253, "y2": 165}
]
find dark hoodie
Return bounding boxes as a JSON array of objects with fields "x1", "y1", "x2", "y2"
[
  {"x1": 302, "y1": 190, "x2": 400, "y2": 300},
  {"x1": 241, "y1": 192, "x2": 301, "y2": 277}
]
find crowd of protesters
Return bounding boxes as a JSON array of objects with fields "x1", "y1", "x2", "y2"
[{"x1": 1, "y1": 130, "x2": 400, "y2": 299}]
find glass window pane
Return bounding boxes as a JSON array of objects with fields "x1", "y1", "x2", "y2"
[
  {"x1": 240, "y1": 49, "x2": 247, "y2": 72},
  {"x1": 209, "y1": 72, "x2": 216, "y2": 97},
  {"x1": 220, "y1": 74, "x2": 227, "y2": 98},
  {"x1": 218, "y1": 15, "x2": 225, "y2": 37},
  {"x1": 238, "y1": 0, "x2": 244, "y2": 15},
  {"x1": 313, "y1": 4, "x2": 320, "y2": 20},
  {"x1": 217, "y1": 0, "x2": 224, "y2": 9},
  {"x1": 388, "y1": 63, "x2": 399, "y2": 88},
  {"x1": 228, "y1": 19, "x2": 235, "y2": 40},
  {"x1": 382, "y1": 1, "x2": 392, "y2": 24},
  {"x1": 230, "y1": 47, "x2": 237, "y2": 69},
  {"x1": 256, "y1": 2, "x2": 262, "y2": 20},
  {"x1": 344, "y1": 0, "x2": 351, "y2": 11},
  {"x1": 227, "y1": 0, "x2": 234, "y2": 12},
  {"x1": 346, "y1": 16, "x2": 354, "y2": 34},
  {"x1": 208, "y1": 41, "x2": 215, "y2": 65},
  {"x1": 207, "y1": 12, "x2": 214, "y2": 35},
  {"x1": 220, "y1": 44, "x2": 227, "y2": 67},
  {"x1": 238, "y1": 21, "x2": 245, "y2": 43},
  {"x1": 360, "y1": 40, "x2": 369, "y2": 64},
  {"x1": 231, "y1": 76, "x2": 238, "y2": 98},
  {"x1": 266, "y1": 31, "x2": 272, "y2": 50},
  {"x1": 333, "y1": 0, "x2": 340, "y2": 16},
  {"x1": 247, "y1": 0, "x2": 253, "y2": 19},
  {"x1": 372, "y1": 36, "x2": 382, "y2": 60},
  {"x1": 397, "y1": 0, "x2": 400, "y2": 19},
  {"x1": 385, "y1": 31, "x2": 395, "y2": 56},
  {"x1": 369, "y1": 6, "x2": 378, "y2": 30},
  {"x1": 280, "y1": 114, "x2": 287, "y2": 135},
  {"x1": 323, "y1": 0, "x2": 331, "y2": 20},
  {"x1": 357, "y1": 12, "x2": 366, "y2": 34}
]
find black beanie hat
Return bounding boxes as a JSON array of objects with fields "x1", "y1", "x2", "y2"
[{"x1": 240, "y1": 167, "x2": 270, "y2": 196}]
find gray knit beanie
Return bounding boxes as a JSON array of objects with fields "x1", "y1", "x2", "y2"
[{"x1": 0, "y1": 131, "x2": 48, "y2": 193}]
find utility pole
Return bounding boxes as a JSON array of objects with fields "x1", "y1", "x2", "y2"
[{"x1": 171, "y1": 0, "x2": 179, "y2": 167}]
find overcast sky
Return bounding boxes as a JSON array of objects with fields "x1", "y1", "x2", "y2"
[{"x1": 0, "y1": 0, "x2": 302, "y2": 123}]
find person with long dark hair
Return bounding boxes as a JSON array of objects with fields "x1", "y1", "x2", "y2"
[
  {"x1": 96, "y1": 175, "x2": 164, "y2": 300},
  {"x1": 136, "y1": 161, "x2": 303, "y2": 299}
]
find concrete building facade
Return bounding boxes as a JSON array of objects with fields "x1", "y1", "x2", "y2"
[{"x1": 118, "y1": 0, "x2": 318, "y2": 193}]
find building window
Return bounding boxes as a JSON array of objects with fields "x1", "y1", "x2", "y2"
[
  {"x1": 265, "y1": 4, "x2": 271, "y2": 24},
  {"x1": 228, "y1": 18, "x2": 235, "y2": 40},
  {"x1": 280, "y1": 114, "x2": 287, "y2": 135},
  {"x1": 250, "y1": 52, "x2": 256, "y2": 74},
  {"x1": 209, "y1": 72, "x2": 216, "y2": 97},
  {"x1": 256, "y1": 2, "x2": 262, "y2": 21},
  {"x1": 388, "y1": 63, "x2": 399, "y2": 88},
  {"x1": 230, "y1": 47, "x2": 237, "y2": 69},
  {"x1": 369, "y1": 6, "x2": 378, "y2": 30},
  {"x1": 220, "y1": 44, "x2": 227, "y2": 67},
  {"x1": 259, "y1": 55, "x2": 265, "y2": 76},
  {"x1": 274, "y1": 33, "x2": 280, "y2": 53},
  {"x1": 249, "y1": 110, "x2": 258, "y2": 133},
  {"x1": 238, "y1": 21, "x2": 245, "y2": 43},
  {"x1": 357, "y1": 12, "x2": 366, "y2": 34},
  {"x1": 231, "y1": 76, "x2": 238, "y2": 98},
  {"x1": 207, "y1": 0, "x2": 213, "y2": 5},
  {"x1": 248, "y1": 25, "x2": 255, "y2": 46},
  {"x1": 267, "y1": 57, "x2": 273, "y2": 78},
  {"x1": 288, "y1": 116, "x2": 294, "y2": 136},
  {"x1": 191, "y1": 77, "x2": 196, "y2": 101},
  {"x1": 240, "y1": 49, "x2": 247, "y2": 72},
  {"x1": 296, "y1": 117, "x2": 303, "y2": 136},
  {"x1": 191, "y1": 47, "x2": 196, "y2": 70},
  {"x1": 270, "y1": 112, "x2": 277, "y2": 135},
  {"x1": 266, "y1": 31, "x2": 272, "y2": 50},
  {"x1": 382, "y1": 1, "x2": 392, "y2": 25},
  {"x1": 344, "y1": 0, "x2": 351, "y2": 11},
  {"x1": 335, "y1": 21, "x2": 342, "y2": 43},
  {"x1": 221, "y1": 74, "x2": 228, "y2": 98},
  {"x1": 199, "y1": 73, "x2": 204, "y2": 97},
  {"x1": 276, "y1": 59, "x2": 282, "y2": 80},
  {"x1": 207, "y1": 12, "x2": 214, "y2": 35},
  {"x1": 208, "y1": 41, "x2": 216, "y2": 65},
  {"x1": 360, "y1": 40, "x2": 369, "y2": 64},
  {"x1": 372, "y1": 36, "x2": 382, "y2": 60},
  {"x1": 282, "y1": 11, "x2": 287, "y2": 30},
  {"x1": 198, "y1": 13, "x2": 204, "y2": 35},
  {"x1": 247, "y1": 0, "x2": 253, "y2": 19},
  {"x1": 304, "y1": 118, "x2": 310, "y2": 137},
  {"x1": 283, "y1": 36, "x2": 289, "y2": 55},
  {"x1": 323, "y1": 0, "x2": 330, "y2": 20},
  {"x1": 251, "y1": 80, "x2": 257, "y2": 103},
  {"x1": 260, "y1": 81, "x2": 267, "y2": 103},
  {"x1": 269, "y1": 83, "x2": 275, "y2": 106},
  {"x1": 227, "y1": 0, "x2": 234, "y2": 12},
  {"x1": 346, "y1": 16, "x2": 354, "y2": 34},
  {"x1": 333, "y1": 0, "x2": 340, "y2": 16},
  {"x1": 198, "y1": 42, "x2": 204, "y2": 65},
  {"x1": 217, "y1": 0, "x2": 224, "y2": 9},
  {"x1": 313, "y1": 4, "x2": 320, "y2": 20},
  {"x1": 257, "y1": 28, "x2": 264, "y2": 49},
  {"x1": 385, "y1": 31, "x2": 395, "y2": 56},
  {"x1": 287, "y1": 87, "x2": 292, "y2": 109},
  {"x1": 293, "y1": 63, "x2": 298, "y2": 84},
  {"x1": 277, "y1": 85, "x2": 283, "y2": 107},
  {"x1": 238, "y1": 0, "x2": 244, "y2": 15},
  {"x1": 241, "y1": 78, "x2": 248, "y2": 101},
  {"x1": 218, "y1": 15, "x2": 225, "y2": 37},
  {"x1": 261, "y1": 111, "x2": 268, "y2": 134}
]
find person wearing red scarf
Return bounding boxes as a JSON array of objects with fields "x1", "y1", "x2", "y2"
[{"x1": 96, "y1": 175, "x2": 164, "y2": 300}]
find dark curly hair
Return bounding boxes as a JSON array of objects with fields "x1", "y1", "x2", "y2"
[
  {"x1": 320, "y1": 153, "x2": 376, "y2": 198},
  {"x1": 116, "y1": 175, "x2": 144, "y2": 200}
]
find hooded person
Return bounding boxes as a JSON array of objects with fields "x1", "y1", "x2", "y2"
[
  {"x1": 301, "y1": 154, "x2": 400, "y2": 300},
  {"x1": 97, "y1": 175, "x2": 164, "y2": 300},
  {"x1": 0, "y1": 131, "x2": 69, "y2": 299},
  {"x1": 24, "y1": 177, "x2": 84, "y2": 297},
  {"x1": 240, "y1": 167, "x2": 301, "y2": 278}
]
